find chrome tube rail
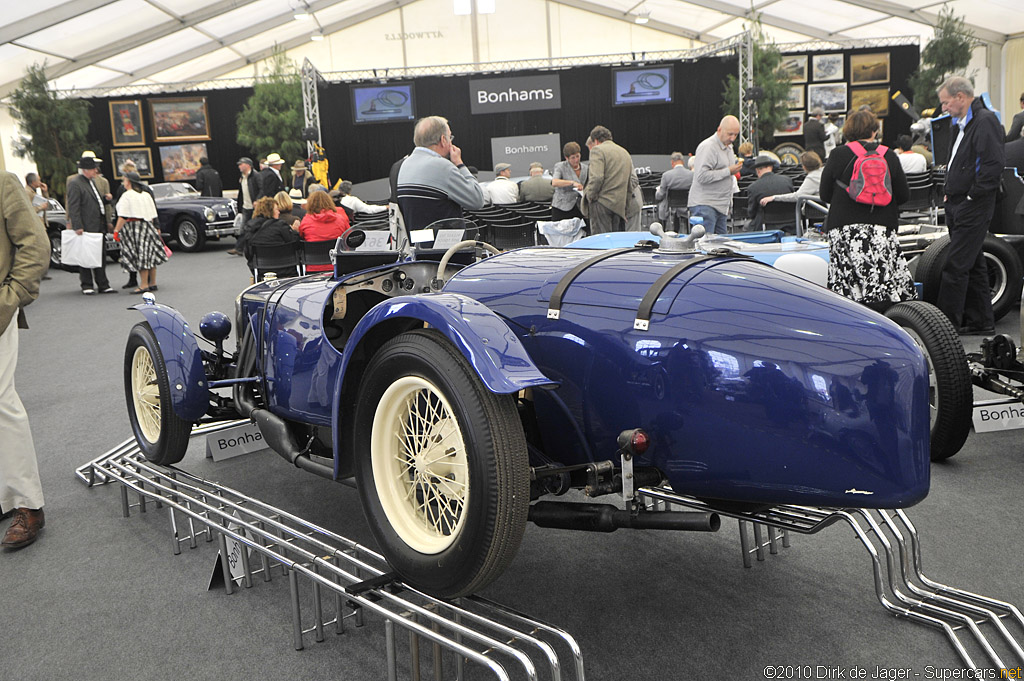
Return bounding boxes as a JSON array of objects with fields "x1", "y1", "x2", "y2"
[
  {"x1": 80, "y1": 432, "x2": 584, "y2": 681},
  {"x1": 638, "y1": 486, "x2": 1024, "y2": 672}
]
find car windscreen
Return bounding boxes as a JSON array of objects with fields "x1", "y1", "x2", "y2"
[{"x1": 152, "y1": 182, "x2": 198, "y2": 199}]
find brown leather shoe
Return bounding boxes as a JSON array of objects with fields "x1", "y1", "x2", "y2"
[{"x1": 2, "y1": 508, "x2": 45, "y2": 549}]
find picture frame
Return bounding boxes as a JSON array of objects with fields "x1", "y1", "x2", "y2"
[
  {"x1": 850, "y1": 52, "x2": 890, "y2": 85},
  {"x1": 778, "y1": 55, "x2": 808, "y2": 83},
  {"x1": 775, "y1": 111, "x2": 804, "y2": 137},
  {"x1": 150, "y1": 97, "x2": 211, "y2": 142},
  {"x1": 812, "y1": 54, "x2": 844, "y2": 82},
  {"x1": 807, "y1": 82, "x2": 848, "y2": 114},
  {"x1": 109, "y1": 100, "x2": 145, "y2": 147},
  {"x1": 785, "y1": 85, "x2": 805, "y2": 110},
  {"x1": 850, "y1": 87, "x2": 890, "y2": 117},
  {"x1": 158, "y1": 143, "x2": 208, "y2": 181},
  {"x1": 111, "y1": 148, "x2": 154, "y2": 179}
]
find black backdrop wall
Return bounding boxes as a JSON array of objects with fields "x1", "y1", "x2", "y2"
[{"x1": 81, "y1": 44, "x2": 918, "y2": 191}]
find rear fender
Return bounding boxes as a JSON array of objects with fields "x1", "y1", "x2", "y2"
[{"x1": 131, "y1": 302, "x2": 209, "y2": 421}]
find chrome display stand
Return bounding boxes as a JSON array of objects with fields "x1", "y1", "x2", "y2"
[
  {"x1": 77, "y1": 427, "x2": 585, "y2": 681},
  {"x1": 639, "y1": 486, "x2": 1024, "y2": 672}
]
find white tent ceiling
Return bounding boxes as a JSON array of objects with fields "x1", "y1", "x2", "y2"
[{"x1": 1, "y1": 0, "x2": 1021, "y2": 98}]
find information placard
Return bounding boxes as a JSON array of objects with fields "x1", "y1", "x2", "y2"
[{"x1": 432, "y1": 229, "x2": 465, "y2": 251}]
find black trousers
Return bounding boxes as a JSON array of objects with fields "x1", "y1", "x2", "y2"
[
  {"x1": 936, "y1": 195, "x2": 996, "y2": 329},
  {"x1": 77, "y1": 230, "x2": 110, "y2": 291}
]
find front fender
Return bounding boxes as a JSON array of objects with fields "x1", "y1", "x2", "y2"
[
  {"x1": 341, "y1": 293, "x2": 555, "y2": 395},
  {"x1": 131, "y1": 302, "x2": 209, "y2": 421}
]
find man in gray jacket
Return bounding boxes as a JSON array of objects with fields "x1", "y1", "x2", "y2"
[
  {"x1": 396, "y1": 116, "x2": 485, "y2": 232},
  {"x1": 0, "y1": 171, "x2": 50, "y2": 549},
  {"x1": 654, "y1": 151, "x2": 693, "y2": 230}
]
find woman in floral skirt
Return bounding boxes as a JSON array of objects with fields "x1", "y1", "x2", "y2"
[{"x1": 114, "y1": 171, "x2": 167, "y2": 293}]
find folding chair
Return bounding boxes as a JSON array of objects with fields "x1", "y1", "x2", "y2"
[
  {"x1": 252, "y1": 242, "x2": 302, "y2": 281},
  {"x1": 301, "y1": 239, "x2": 335, "y2": 273},
  {"x1": 666, "y1": 189, "x2": 689, "y2": 231}
]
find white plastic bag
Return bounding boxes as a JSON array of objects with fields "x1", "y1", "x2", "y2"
[
  {"x1": 61, "y1": 231, "x2": 104, "y2": 268},
  {"x1": 537, "y1": 218, "x2": 585, "y2": 247}
]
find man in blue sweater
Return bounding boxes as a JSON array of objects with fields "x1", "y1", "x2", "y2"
[{"x1": 396, "y1": 116, "x2": 485, "y2": 233}]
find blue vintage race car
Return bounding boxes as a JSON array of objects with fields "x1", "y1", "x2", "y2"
[{"x1": 124, "y1": 225, "x2": 934, "y2": 598}]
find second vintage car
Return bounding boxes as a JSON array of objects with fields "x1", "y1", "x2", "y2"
[{"x1": 151, "y1": 182, "x2": 239, "y2": 253}]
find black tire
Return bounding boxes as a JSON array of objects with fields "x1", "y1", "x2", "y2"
[
  {"x1": 353, "y1": 329, "x2": 529, "y2": 598},
  {"x1": 917, "y1": 234, "x2": 1023, "y2": 322},
  {"x1": 124, "y1": 322, "x2": 193, "y2": 465},
  {"x1": 172, "y1": 217, "x2": 206, "y2": 252},
  {"x1": 884, "y1": 301, "x2": 973, "y2": 461},
  {"x1": 49, "y1": 233, "x2": 65, "y2": 270}
]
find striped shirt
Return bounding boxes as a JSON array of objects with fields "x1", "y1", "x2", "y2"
[{"x1": 396, "y1": 147, "x2": 485, "y2": 231}]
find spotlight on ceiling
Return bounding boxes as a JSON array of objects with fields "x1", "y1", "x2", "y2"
[
  {"x1": 294, "y1": 10, "x2": 310, "y2": 20},
  {"x1": 635, "y1": 10, "x2": 650, "y2": 24},
  {"x1": 310, "y1": 31, "x2": 325, "y2": 41}
]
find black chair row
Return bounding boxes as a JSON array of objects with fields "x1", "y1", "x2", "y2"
[{"x1": 252, "y1": 239, "x2": 341, "y2": 280}]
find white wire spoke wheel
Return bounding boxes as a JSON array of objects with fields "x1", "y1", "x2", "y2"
[{"x1": 372, "y1": 376, "x2": 469, "y2": 554}]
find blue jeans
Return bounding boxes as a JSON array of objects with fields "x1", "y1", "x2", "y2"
[{"x1": 688, "y1": 205, "x2": 729, "y2": 234}]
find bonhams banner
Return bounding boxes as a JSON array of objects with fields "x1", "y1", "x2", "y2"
[
  {"x1": 489, "y1": 133, "x2": 562, "y2": 177},
  {"x1": 469, "y1": 75, "x2": 562, "y2": 114}
]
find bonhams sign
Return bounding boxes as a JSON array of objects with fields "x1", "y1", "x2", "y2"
[{"x1": 469, "y1": 75, "x2": 562, "y2": 114}]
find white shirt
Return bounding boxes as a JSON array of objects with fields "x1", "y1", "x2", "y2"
[
  {"x1": 116, "y1": 188, "x2": 158, "y2": 220},
  {"x1": 486, "y1": 176, "x2": 519, "y2": 205},
  {"x1": 340, "y1": 195, "x2": 387, "y2": 215},
  {"x1": 897, "y1": 151, "x2": 928, "y2": 174}
]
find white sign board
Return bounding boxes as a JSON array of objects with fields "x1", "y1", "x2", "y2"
[
  {"x1": 409, "y1": 228, "x2": 434, "y2": 244},
  {"x1": 972, "y1": 401, "x2": 1024, "y2": 433},
  {"x1": 224, "y1": 510, "x2": 250, "y2": 585},
  {"x1": 205, "y1": 422, "x2": 268, "y2": 461},
  {"x1": 357, "y1": 230, "x2": 392, "y2": 251},
  {"x1": 432, "y1": 229, "x2": 466, "y2": 250}
]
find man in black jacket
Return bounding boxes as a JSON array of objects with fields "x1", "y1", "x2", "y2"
[
  {"x1": 936, "y1": 76, "x2": 1005, "y2": 335},
  {"x1": 1005, "y1": 92, "x2": 1024, "y2": 143},
  {"x1": 803, "y1": 108, "x2": 828, "y2": 161},
  {"x1": 256, "y1": 153, "x2": 285, "y2": 200},
  {"x1": 194, "y1": 157, "x2": 223, "y2": 197},
  {"x1": 66, "y1": 156, "x2": 114, "y2": 294},
  {"x1": 745, "y1": 156, "x2": 793, "y2": 230},
  {"x1": 228, "y1": 157, "x2": 259, "y2": 256}
]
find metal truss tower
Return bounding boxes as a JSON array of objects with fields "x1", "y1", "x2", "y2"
[{"x1": 300, "y1": 58, "x2": 324, "y2": 159}]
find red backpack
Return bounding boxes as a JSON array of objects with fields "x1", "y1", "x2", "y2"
[{"x1": 839, "y1": 141, "x2": 893, "y2": 207}]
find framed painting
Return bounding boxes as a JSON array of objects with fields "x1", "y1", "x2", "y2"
[
  {"x1": 109, "y1": 100, "x2": 145, "y2": 146},
  {"x1": 158, "y1": 143, "x2": 208, "y2": 181},
  {"x1": 150, "y1": 97, "x2": 211, "y2": 142},
  {"x1": 851, "y1": 87, "x2": 890, "y2": 117},
  {"x1": 812, "y1": 54, "x2": 844, "y2": 82},
  {"x1": 785, "y1": 85, "x2": 805, "y2": 110},
  {"x1": 775, "y1": 111, "x2": 804, "y2": 137},
  {"x1": 111, "y1": 148, "x2": 154, "y2": 179},
  {"x1": 807, "y1": 82, "x2": 848, "y2": 114},
  {"x1": 778, "y1": 55, "x2": 808, "y2": 83},
  {"x1": 850, "y1": 52, "x2": 890, "y2": 85}
]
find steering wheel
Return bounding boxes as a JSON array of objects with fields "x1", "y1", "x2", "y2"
[{"x1": 433, "y1": 240, "x2": 501, "y2": 289}]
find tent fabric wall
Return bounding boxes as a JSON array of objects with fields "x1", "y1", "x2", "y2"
[
  {"x1": 78, "y1": 44, "x2": 918, "y2": 191},
  {"x1": 1004, "y1": 38, "x2": 1024, "y2": 134}
]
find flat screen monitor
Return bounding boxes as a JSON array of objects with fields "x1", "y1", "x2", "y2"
[
  {"x1": 351, "y1": 82, "x2": 416, "y2": 124},
  {"x1": 612, "y1": 65, "x2": 673, "y2": 107}
]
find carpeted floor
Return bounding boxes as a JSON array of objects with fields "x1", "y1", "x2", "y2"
[{"x1": 4, "y1": 238, "x2": 1023, "y2": 680}]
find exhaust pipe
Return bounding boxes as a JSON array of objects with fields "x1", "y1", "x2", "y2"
[
  {"x1": 529, "y1": 501, "x2": 720, "y2": 533},
  {"x1": 249, "y1": 408, "x2": 334, "y2": 479}
]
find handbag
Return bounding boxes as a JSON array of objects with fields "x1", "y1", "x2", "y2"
[{"x1": 60, "y1": 231, "x2": 103, "y2": 268}]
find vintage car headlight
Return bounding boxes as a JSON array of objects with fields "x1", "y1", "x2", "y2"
[{"x1": 204, "y1": 207, "x2": 215, "y2": 221}]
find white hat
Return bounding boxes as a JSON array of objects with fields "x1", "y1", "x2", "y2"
[{"x1": 266, "y1": 153, "x2": 285, "y2": 166}]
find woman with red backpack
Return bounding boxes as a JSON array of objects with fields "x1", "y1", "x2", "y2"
[{"x1": 819, "y1": 109, "x2": 911, "y2": 312}]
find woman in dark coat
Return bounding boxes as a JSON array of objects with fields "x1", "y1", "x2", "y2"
[
  {"x1": 243, "y1": 196, "x2": 300, "y2": 278},
  {"x1": 819, "y1": 109, "x2": 911, "y2": 312}
]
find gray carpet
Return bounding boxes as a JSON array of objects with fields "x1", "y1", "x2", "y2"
[{"x1": 4, "y1": 239, "x2": 1023, "y2": 680}]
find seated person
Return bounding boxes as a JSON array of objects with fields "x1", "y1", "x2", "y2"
[
  {"x1": 737, "y1": 142, "x2": 757, "y2": 177},
  {"x1": 896, "y1": 135, "x2": 928, "y2": 174},
  {"x1": 336, "y1": 180, "x2": 387, "y2": 216},
  {"x1": 487, "y1": 163, "x2": 519, "y2": 205},
  {"x1": 274, "y1": 191, "x2": 305, "y2": 228},
  {"x1": 244, "y1": 196, "x2": 300, "y2": 277},
  {"x1": 759, "y1": 151, "x2": 823, "y2": 206},
  {"x1": 654, "y1": 151, "x2": 694, "y2": 224},
  {"x1": 297, "y1": 190, "x2": 352, "y2": 273},
  {"x1": 745, "y1": 156, "x2": 793, "y2": 229},
  {"x1": 518, "y1": 163, "x2": 555, "y2": 202}
]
